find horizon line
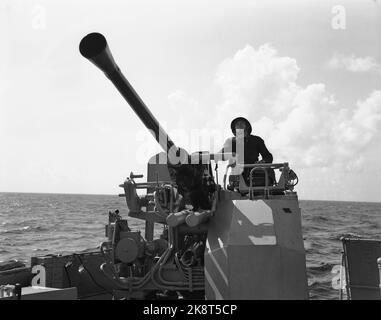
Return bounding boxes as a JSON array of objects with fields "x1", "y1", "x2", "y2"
[{"x1": 0, "y1": 190, "x2": 380, "y2": 204}]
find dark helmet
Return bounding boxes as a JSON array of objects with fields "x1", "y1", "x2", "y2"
[{"x1": 230, "y1": 117, "x2": 252, "y2": 135}]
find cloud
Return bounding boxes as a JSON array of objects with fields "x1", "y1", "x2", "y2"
[
  {"x1": 167, "y1": 44, "x2": 381, "y2": 173},
  {"x1": 219, "y1": 47, "x2": 381, "y2": 170},
  {"x1": 214, "y1": 44, "x2": 300, "y2": 123},
  {"x1": 211, "y1": 44, "x2": 381, "y2": 169},
  {"x1": 168, "y1": 90, "x2": 203, "y2": 116},
  {"x1": 327, "y1": 53, "x2": 380, "y2": 73},
  {"x1": 353, "y1": 90, "x2": 381, "y2": 133}
]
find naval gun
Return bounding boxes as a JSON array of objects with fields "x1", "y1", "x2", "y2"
[{"x1": 79, "y1": 32, "x2": 308, "y2": 300}]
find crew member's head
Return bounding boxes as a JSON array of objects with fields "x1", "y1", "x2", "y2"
[{"x1": 231, "y1": 117, "x2": 252, "y2": 138}]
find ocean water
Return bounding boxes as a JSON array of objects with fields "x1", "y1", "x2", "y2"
[{"x1": 1, "y1": 192, "x2": 380, "y2": 300}]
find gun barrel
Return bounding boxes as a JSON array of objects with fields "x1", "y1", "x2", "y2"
[{"x1": 79, "y1": 32, "x2": 176, "y2": 153}]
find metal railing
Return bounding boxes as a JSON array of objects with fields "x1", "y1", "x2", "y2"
[{"x1": 223, "y1": 162, "x2": 294, "y2": 196}]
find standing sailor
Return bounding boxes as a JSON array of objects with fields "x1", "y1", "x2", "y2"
[{"x1": 219, "y1": 117, "x2": 274, "y2": 186}]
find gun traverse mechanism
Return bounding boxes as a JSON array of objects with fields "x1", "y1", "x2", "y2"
[{"x1": 79, "y1": 32, "x2": 308, "y2": 300}]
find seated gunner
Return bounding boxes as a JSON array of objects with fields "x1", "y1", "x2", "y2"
[{"x1": 219, "y1": 117, "x2": 275, "y2": 188}]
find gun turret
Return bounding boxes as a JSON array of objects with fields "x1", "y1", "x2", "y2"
[
  {"x1": 78, "y1": 33, "x2": 308, "y2": 301},
  {"x1": 79, "y1": 32, "x2": 176, "y2": 154}
]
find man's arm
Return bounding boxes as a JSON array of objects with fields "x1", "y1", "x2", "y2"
[{"x1": 258, "y1": 138, "x2": 273, "y2": 163}]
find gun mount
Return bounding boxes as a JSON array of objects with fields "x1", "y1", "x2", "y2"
[{"x1": 79, "y1": 32, "x2": 308, "y2": 300}]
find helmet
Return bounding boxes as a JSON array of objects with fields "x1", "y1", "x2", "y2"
[{"x1": 230, "y1": 117, "x2": 252, "y2": 135}]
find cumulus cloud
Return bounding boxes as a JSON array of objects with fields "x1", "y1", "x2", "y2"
[
  {"x1": 353, "y1": 90, "x2": 381, "y2": 133},
  {"x1": 214, "y1": 46, "x2": 381, "y2": 170},
  {"x1": 214, "y1": 44, "x2": 300, "y2": 123},
  {"x1": 168, "y1": 90, "x2": 205, "y2": 121},
  {"x1": 327, "y1": 53, "x2": 380, "y2": 73},
  {"x1": 167, "y1": 44, "x2": 381, "y2": 173}
]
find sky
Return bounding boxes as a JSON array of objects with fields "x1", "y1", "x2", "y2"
[{"x1": 0, "y1": 0, "x2": 380, "y2": 202}]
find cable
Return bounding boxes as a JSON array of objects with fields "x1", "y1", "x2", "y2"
[
  {"x1": 63, "y1": 262, "x2": 73, "y2": 287},
  {"x1": 73, "y1": 254, "x2": 114, "y2": 296},
  {"x1": 99, "y1": 244, "x2": 151, "y2": 290},
  {"x1": 288, "y1": 169, "x2": 299, "y2": 187}
]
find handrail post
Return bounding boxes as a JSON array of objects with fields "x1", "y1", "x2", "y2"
[{"x1": 377, "y1": 258, "x2": 381, "y2": 298}]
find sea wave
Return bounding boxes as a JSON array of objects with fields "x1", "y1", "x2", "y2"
[
  {"x1": 1, "y1": 193, "x2": 380, "y2": 300},
  {"x1": 309, "y1": 262, "x2": 336, "y2": 272},
  {"x1": 2, "y1": 225, "x2": 49, "y2": 234},
  {"x1": 331, "y1": 233, "x2": 363, "y2": 240}
]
